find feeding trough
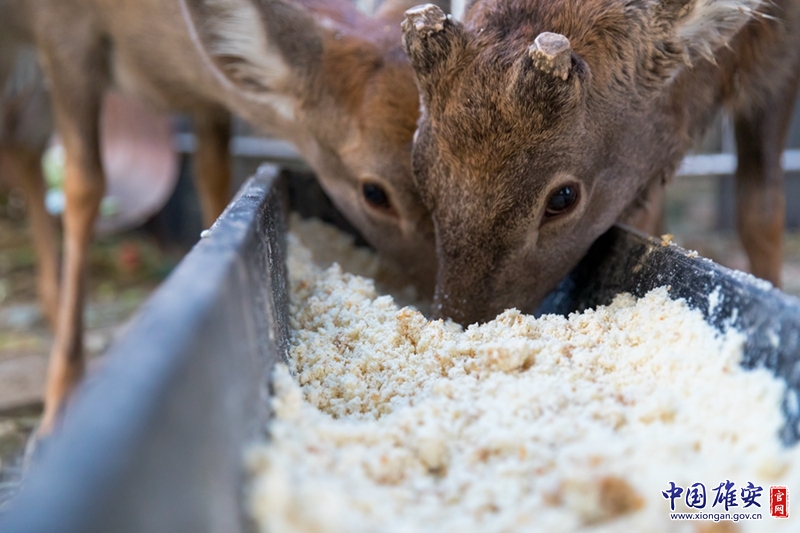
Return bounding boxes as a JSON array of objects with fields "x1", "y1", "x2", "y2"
[{"x1": 1, "y1": 164, "x2": 799, "y2": 533}]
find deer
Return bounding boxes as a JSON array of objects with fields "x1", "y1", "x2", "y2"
[
  {"x1": 401, "y1": 0, "x2": 800, "y2": 326},
  {"x1": 1, "y1": 5, "x2": 59, "y2": 330},
  {"x1": 2, "y1": 0, "x2": 444, "y2": 436}
]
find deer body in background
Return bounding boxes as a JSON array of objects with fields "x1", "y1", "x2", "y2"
[
  {"x1": 4, "y1": 0, "x2": 439, "y2": 433},
  {"x1": 402, "y1": 0, "x2": 800, "y2": 325},
  {"x1": 0, "y1": 38, "x2": 58, "y2": 329}
]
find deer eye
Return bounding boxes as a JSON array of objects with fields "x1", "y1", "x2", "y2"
[
  {"x1": 545, "y1": 185, "x2": 579, "y2": 218},
  {"x1": 362, "y1": 182, "x2": 392, "y2": 211}
]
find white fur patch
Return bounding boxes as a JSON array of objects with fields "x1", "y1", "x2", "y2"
[
  {"x1": 315, "y1": 15, "x2": 340, "y2": 31},
  {"x1": 262, "y1": 93, "x2": 297, "y2": 122},
  {"x1": 201, "y1": 0, "x2": 290, "y2": 90},
  {"x1": 676, "y1": 0, "x2": 766, "y2": 61}
]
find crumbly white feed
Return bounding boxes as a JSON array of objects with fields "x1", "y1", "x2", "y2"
[
  {"x1": 247, "y1": 217, "x2": 800, "y2": 533},
  {"x1": 287, "y1": 213, "x2": 427, "y2": 311}
]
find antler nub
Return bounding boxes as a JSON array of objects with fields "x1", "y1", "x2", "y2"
[
  {"x1": 402, "y1": 4, "x2": 448, "y2": 37},
  {"x1": 528, "y1": 32, "x2": 572, "y2": 81}
]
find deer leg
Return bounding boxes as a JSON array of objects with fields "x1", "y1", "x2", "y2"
[
  {"x1": 192, "y1": 109, "x2": 231, "y2": 227},
  {"x1": 733, "y1": 74, "x2": 800, "y2": 287},
  {"x1": 0, "y1": 147, "x2": 60, "y2": 328},
  {"x1": 36, "y1": 36, "x2": 106, "y2": 435}
]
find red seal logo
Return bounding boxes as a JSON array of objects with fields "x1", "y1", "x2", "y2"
[{"x1": 770, "y1": 486, "x2": 788, "y2": 518}]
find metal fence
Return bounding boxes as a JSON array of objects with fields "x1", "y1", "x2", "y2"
[
  {"x1": 187, "y1": 97, "x2": 800, "y2": 232},
  {"x1": 679, "y1": 102, "x2": 800, "y2": 229}
]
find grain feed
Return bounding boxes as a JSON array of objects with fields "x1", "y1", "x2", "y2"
[
  {"x1": 287, "y1": 213, "x2": 427, "y2": 311},
  {"x1": 246, "y1": 216, "x2": 800, "y2": 533}
]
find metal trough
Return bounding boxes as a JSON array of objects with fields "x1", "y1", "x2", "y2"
[{"x1": 2, "y1": 164, "x2": 800, "y2": 533}]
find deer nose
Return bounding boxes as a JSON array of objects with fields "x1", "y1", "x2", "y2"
[{"x1": 431, "y1": 289, "x2": 497, "y2": 326}]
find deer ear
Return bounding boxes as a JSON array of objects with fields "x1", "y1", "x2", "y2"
[
  {"x1": 661, "y1": 0, "x2": 762, "y2": 63},
  {"x1": 402, "y1": 4, "x2": 468, "y2": 102},
  {"x1": 377, "y1": 0, "x2": 451, "y2": 24},
  {"x1": 180, "y1": 0, "x2": 322, "y2": 93}
]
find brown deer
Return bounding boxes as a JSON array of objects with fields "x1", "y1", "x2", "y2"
[
  {"x1": 1, "y1": 6, "x2": 59, "y2": 329},
  {"x1": 402, "y1": 0, "x2": 800, "y2": 325},
  {"x1": 2, "y1": 0, "x2": 442, "y2": 434}
]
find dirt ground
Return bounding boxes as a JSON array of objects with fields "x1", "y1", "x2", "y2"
[
  {"x1": 0, "y1": 209, "x2": 175, "y2": 404},
  {"x1": 0, "y1": 190, "x2": 178, "y2": 509}
]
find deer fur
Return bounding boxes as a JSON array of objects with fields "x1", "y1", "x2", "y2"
[
  {"x1": 402, "y1": 0, "x2": 800, "y2": 325},
  {"x1": 1, "y1": 4, "x2": 59, "y2": 328},
  {"x1": 1, "y1": 0, "x2": 442, "y2": 434}
]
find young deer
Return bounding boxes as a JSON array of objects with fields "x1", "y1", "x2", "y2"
[
  {"x1": 1, "y1": 6, "x2": 59, "y2": 329},
  {"x1": 402, "y1": 0, "x2": 800, "y2": 325},
  {"x1": 6, "y1": 0, "x2": 440, "y2": 434}
]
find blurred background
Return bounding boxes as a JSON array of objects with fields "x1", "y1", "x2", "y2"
[{"x1": 1, "y1": 0, "x2": 800, "y2": 511}]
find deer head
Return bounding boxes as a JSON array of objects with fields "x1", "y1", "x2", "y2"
[
  {"x1": 402, "y1": 0, "x2": 763, "y2": 324},
  {"x1": 180, "y1": 0, "x2": 449, "y2": 294}
]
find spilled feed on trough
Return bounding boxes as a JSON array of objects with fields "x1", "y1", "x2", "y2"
[{"x1": 245, "y1": 216, "x2": 800, "y2": 533}]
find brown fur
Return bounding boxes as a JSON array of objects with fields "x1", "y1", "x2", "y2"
[
  {"x1": 403, "y1": 0, "x2": 800, "y2": 325},
  {"x1": 2, "y1": 0, "x2": 444, "y2": 433}
]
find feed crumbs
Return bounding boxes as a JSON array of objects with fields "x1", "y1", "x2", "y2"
[{"x1": 246, "y1": 217, "x2": 800, "y2": 533}]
